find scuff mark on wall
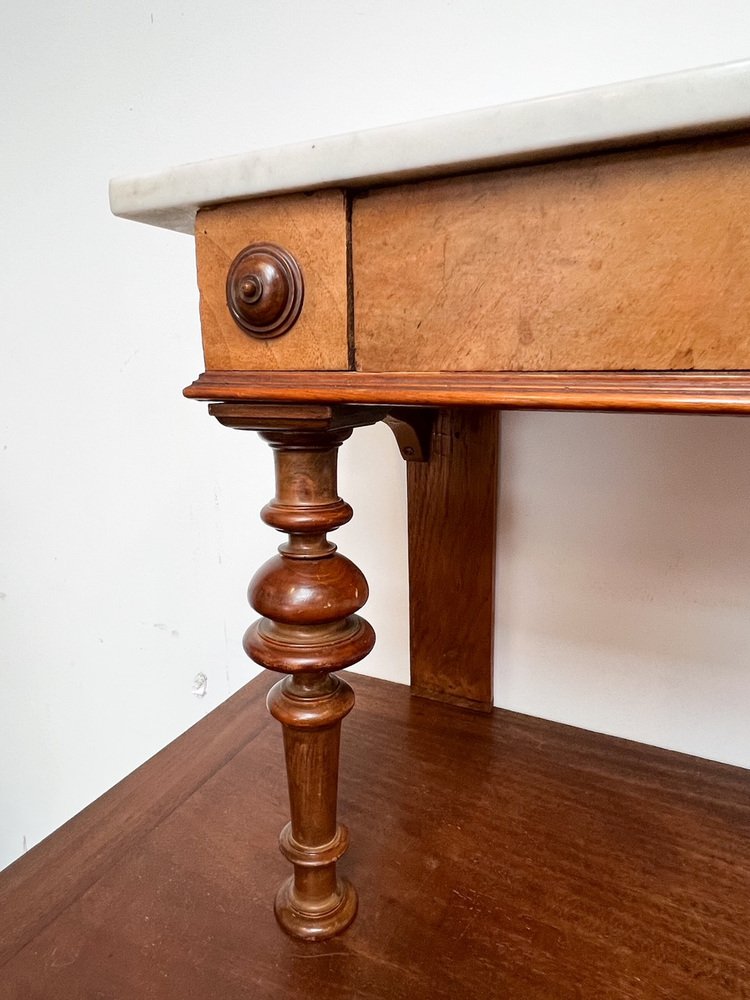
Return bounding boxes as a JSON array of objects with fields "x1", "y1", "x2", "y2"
[{"x1": 153, "y1": 623, "x2": 179, "y2": 638}]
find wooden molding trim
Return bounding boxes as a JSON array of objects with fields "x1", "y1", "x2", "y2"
[{"x1": 185, "y1": 370, "x2": 750, "y2": 414}]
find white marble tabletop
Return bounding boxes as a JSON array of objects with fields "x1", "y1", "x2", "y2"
[{"x1": 109, "y1": 59, "x2": 750, "y2": 235}]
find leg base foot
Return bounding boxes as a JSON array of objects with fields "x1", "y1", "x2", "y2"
[{"x1": 274, "y1": 875, "x2": 358, "y2": 941}]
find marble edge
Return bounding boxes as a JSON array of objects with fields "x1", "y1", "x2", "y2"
[{"x1": 109, "y1": 59, "x2": 750, "y2": 235}]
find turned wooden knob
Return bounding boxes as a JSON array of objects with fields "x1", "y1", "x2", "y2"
[{"x1": 226, "y1": 242, "x2": 304, "y2": 339}]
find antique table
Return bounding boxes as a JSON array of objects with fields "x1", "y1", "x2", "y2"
[{"x1": 110, "y1": 59, "x2": 750, "y2": 941}]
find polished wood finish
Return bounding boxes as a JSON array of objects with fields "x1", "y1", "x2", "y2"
[
  {"x1": 407, "y1": 409, "x2": 498, "y2": 711},
  {"x1": 0, "y1": 670, "x2": 271, "y2": 968},
  {"x1": 209, "y1": 401, "x2": 385, "y2": 431},
  {"x1": 226, "y1": 242, "x2": 304, "y2": 339},
  {"x1": 215, "y1": 404, "x2": 382, "y2": 939},
  {"x1": 3, "y1": 671, "x2": 750, "y2": 999},
  {"x1": 186, "y1": 368, "x2": 750, "y2": 413},
  {"x1": 353, "y1": 136, "x2": 750, "y2": 372},
  {"x1": 383, "y1": 407, "x2": 436, "y2": 462},
  {"x1": 130, "y1": 124, "x2": 750, "y2": 959},
  {"x1": 195, "y1": 190, "x2": 349, "y2": 370}
]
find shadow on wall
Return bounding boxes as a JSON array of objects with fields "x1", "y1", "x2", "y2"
[{"x1": 495, "y1": 411, "x2": 750, "y2": 766}]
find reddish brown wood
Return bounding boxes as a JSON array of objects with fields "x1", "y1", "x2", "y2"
[
  {"x1": 383, "y1": 408, "x2": 436, "y2": 461},
  {"x1": 0, "y1": 677, "x2": 272, "y2": 968},
  {"x1": 185, "y1": 369, "x2": 750, "y2": 413},
  {"x1": 407, "y1": 409, "x2": 498, "y2": 711},
  {"x1": 226, "y1": 242, "x2": 304, "y2": 339},
  {"x1": 215, "y1": 404, "x2": 383, "y2": 940},
  {"x1": 2, "y1": 672, "x2": 750, "y2": 999},
  {"x1": 209, "y1": 402, "x2": 385, "y2": 431}
]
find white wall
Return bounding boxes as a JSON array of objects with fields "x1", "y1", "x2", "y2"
[{"x1": 3, "y1": 1, "x2": 750, "y2": 871}]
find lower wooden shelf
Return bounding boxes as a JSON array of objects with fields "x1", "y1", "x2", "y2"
[{"x1": 1, "y1": 672, "x2": 749, "y2": 999}]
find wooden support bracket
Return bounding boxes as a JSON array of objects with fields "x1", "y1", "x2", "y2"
[
  {"x1": 404, "y1": 408, "x2": 499, "y2": 713},
  {"x1": 383, "y1": 408, "x2": 436, "y2": 461}
]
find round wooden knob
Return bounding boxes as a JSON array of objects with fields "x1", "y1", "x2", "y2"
[{"x1": 226, "y1": 242, "x2": 304, "y2": 339}]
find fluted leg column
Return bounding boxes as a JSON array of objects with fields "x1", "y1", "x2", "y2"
[{"x1": 215, "y1": 407, "x2": 381, "y2": 940}]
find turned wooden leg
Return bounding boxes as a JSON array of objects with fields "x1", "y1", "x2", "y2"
[
  {"x1": 210, "y1": 403, "x2": 382, "y2": 940},
  {"x1": 265, "y1": 674, "x2": 357, "y2": 938}
]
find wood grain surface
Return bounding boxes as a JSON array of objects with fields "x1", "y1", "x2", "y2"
[
  {"x1": 2, "y1": 672, "x2": 749, "y2": 999},
  {"x1": 407, "y1": 409, "x2": 498, "y2": 711},
  {"x1": 196, "y1": 190, "x2": 349, "y2": 371},
  {"x1": 185, "y1": 369, "x2": 750, "y2": 413},
  {"x1": 353, "y1": 135, "x2": 750, "y2": 372},
  {"x1": 0, "y1": 677, "x2": 272, "y2": 968},
  {"x1": 227, "y1": 408, "x2": 382, "y2": 939}
]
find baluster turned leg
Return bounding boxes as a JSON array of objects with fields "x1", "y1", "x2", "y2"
[{"x1": 211, "y1": 405, "x2": 381, "y2": 940}]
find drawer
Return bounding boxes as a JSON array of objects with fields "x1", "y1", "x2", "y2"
[
  {"x1": 352, "y1": 137, "x2": 750, "y2": 372},
  {"x1": 195, "y1": 189, "x2": 349, "y2": 371}
]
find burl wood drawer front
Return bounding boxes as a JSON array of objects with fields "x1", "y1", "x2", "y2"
[
  {"x1": 196, "y1": 190, "x2": 349, "y2": 371},
  {"x1": 353, "y1": 138, "x2": 750, "y2": 372}
]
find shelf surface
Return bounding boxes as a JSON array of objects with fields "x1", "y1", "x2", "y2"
[
  {"x1": 1, "y1": 672, "x2": 749, "y2": 999},
  {"x1": 109, "y1": 60, "x2": 750, "y2": 233}
]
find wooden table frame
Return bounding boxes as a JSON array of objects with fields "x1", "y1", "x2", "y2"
[{"x1": 137, "y1": 125, "x2": 750, "y2": 941}]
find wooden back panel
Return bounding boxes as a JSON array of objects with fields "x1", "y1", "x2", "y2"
[{"x1": 352, "y1": 136, "x2": 750, "y2": 372}]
